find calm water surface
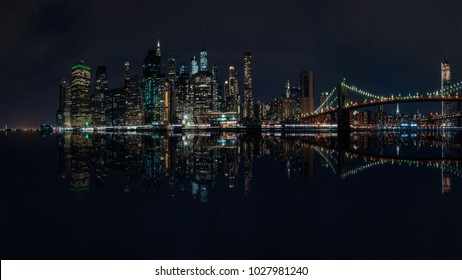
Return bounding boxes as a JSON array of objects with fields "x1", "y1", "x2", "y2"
[{"x1": 1, "y1": 131, "x2": 461, "y2": 259}]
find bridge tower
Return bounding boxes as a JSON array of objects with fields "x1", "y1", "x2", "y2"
[{"x1": 337, "y1": 81, "x2": 350, "y2": 132}]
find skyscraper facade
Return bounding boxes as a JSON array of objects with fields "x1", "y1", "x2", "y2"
[
  {"x1": 300, "y1": 70, "x2": 314, "y2": 116},
  {"x1": 70, "y1": 61, "x2": 91, "y2": 128},
  {"x1": 56, "y1": 79, "x2": 70, "y2": 127},
  {"x1": 227, "y1": 66, "x2": 240, "y2": 116},
  {"x1": 243, "y1": 52, "x2": 254, "y2": 119},
  {"x1": 211, "y1": 65, "x2": 222, "y2": 112},
  {"x1": 124, "y1": 68, "x2": 143, "y2": 126},
  {"x1": 92, "y1": 66, "x2": 108, "y2": 126},
  {"x1": 142, "y1": 41, "x2": 163, "y2": 125},
  {"x1": 176, "y1": 63, "x2": 190, "y2": 122}
]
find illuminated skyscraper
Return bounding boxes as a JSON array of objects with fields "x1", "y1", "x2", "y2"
[
  {"x1": 56, "y1": 79, "x2": 70, "y2": 127},
  {"x1": 124, "y1": 60, "x2": 143, "y2": 126},
  {"x1": 211, "y1": 65, "x2": 222, "y2": 112},
  {"x1": 224, "y1": 80, "x2": 229, "y2": 109},
  {"x1": 300, "y1": 70, "x2": 314, "y2": 116},
  {"x1": 70, "y1": 61, "x2": 91, "y2": 128},
  {"x1": 200, "y1": 49, "x2": 208, "y2": 72},
  {"x1": 142, "y1": 40, "x2": 163, "y2": 125},
  {"x1": 167, "y1": 53, "x2": 177, "y2": 82},
  {"x1": 176, "y1": 63, "x2": 190, "y2": 122},
  {"x1": 192, "y1": 71, "x2": 213, "y2": 123},
  {"x1": 285, "y1": 80, "x2": 291, "y2": 98},
  {"x1": 243, "y1": 52, "x2": 254, "y2": 119},
  {"x1": 227, "y1": 66, "x2": 240, "y2": 117},
  {"x1": 191, "y1": 56, "x2": 199, "y2": 76},
  {"x1": 92, "y1": 66, "x2": 108, "y2": 126}
]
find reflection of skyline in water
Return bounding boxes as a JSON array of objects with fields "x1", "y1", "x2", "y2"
[{"x1": 56, "y1": 132, "x2": 462, "y2": 199}]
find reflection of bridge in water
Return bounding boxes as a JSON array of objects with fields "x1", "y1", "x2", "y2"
[{"x1": 301, "y1": 132, "x2": 462, "y2": 193}]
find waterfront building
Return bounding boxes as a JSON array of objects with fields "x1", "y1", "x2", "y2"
[
  {"x1": 92, "y1": 66, "x2": 108, "y2": 126},
  {"x1": 243, "y1": 52, "x2": 254, "y2": 119},
  {"x1": 56, "y1": 79, "x2": 70, "y2": 127},
  {"x1": 70, "y1": 61, "x2": 91, "y2": 128},
  {"x1": 142, "y1": 40, "x2": 163, "y2": 125},
  {"x1": 300, "y1": 70, "x2": 314, "y2": 116},
  {"x1": 124, "y1": 73, "x2": 143, "y2": 126}
]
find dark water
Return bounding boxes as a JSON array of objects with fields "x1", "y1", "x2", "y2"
[{"x1": 1, "y1": 131, "x2": 461, "y2": 259}]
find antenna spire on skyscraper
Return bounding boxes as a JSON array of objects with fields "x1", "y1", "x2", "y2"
[{"x1": 156, "y1": 32, "x2": 161, "y2": 56}]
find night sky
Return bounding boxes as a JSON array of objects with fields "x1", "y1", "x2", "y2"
[{"x1": 1, "y1": 0, "x2": 461, "y2": 128}]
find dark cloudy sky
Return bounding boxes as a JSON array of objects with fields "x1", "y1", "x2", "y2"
[{"x1": 1, "y1": 0, "x2": 461, "y2": 128}]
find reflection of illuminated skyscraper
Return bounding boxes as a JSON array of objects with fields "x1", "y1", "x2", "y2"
[
  {"x1": 301, "y1": 143, "x2": 314, "y2": 181},
  {"x1": 143, "y1": 135, "x2": 164, "y2": 192},
  {"x1": 69, "y1": 134, "x2": 92, "y2": 192},
  {"x1": 243, "y1": 140, "x2": 253, "y2": 195}
]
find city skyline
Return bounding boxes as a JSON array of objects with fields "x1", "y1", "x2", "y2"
[{"x1": 1, "y1": 0, "x2": 462, "y2": 128}]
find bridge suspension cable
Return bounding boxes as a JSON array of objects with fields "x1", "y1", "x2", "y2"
[{"x1": 315, "y1": 86, "x2": 337, "y2": 113}]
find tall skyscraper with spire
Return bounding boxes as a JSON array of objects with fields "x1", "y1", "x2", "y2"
[
  {"x1": 243, "y1": 52, "x2": 254, "y2": 119},
  {"x1": 191, "y1": 40, "x2": 213, "y2": 123},
  {"x1": 70, "y1": 60, "x2": 91, "y2": 128},
  {"x1": 142, "y1": 38, "x2": 163, "y2": 125}
]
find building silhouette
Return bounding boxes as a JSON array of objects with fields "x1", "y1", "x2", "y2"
[{"x1": 300, "y1": 70, "x2": 314, "y2": 116}]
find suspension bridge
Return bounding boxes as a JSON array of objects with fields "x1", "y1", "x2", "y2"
[{"x1": 301, "y1": 79, "x2": 462, "y2": 130}]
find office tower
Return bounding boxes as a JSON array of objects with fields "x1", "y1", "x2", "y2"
[
  {"x1": 243, "y1": 52, "x2": 254, "y2": 119},
  {"x1": 70, "y1": 61, "x2": 91, "y2": 128},
  {"x1": 285, "y1": 80, "x2": 291, "y2": 98},
  {"x1": 92, "y1": 66, "x2": 108, "y2": 126},
  {"x1": 281, "y1": 80, "x2": 296, "y2": 119},
  {"x1": 228, "y1": 66, "x2": 240, "y2": 117},
  {"x1": 176, "y1": 63, "x2": 190, "y2": 122},
  {"x1": 300, "y1": 70, "x2": 314, "y2": 115},
  {"x1": 167, "y1": 53, "x2": 177, "y2": 82},
  {"x1": 200, "y1": 48, "x2": 208, "y2": 72},
  {"x1": 125, "y1": 66, "x2": 143, "y2": 126},
  {"x1": 223, "y1": 80, "x2": 230, "y2": 110},
  {"x1": 163, "y1": 80, "x2": 171, "y2": 123},
  {"x1": 191, "y1": 56, "x2": 199, "y2": 76},
  {"x1": 211, "y1": 65, "x2": 222, "y2": 112},
  {"x1": 104, "y1": 88, "x2": 125, "y2": 126},
  {"x1": 56, "y1": 79, "x2": 70, "y2": 127},
  {"x1": 142, "y1": 40, "x2": 163, "y2": 125},
  {"x1": 192, "y1": 71, "x2": 213, "y2": 124}
]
